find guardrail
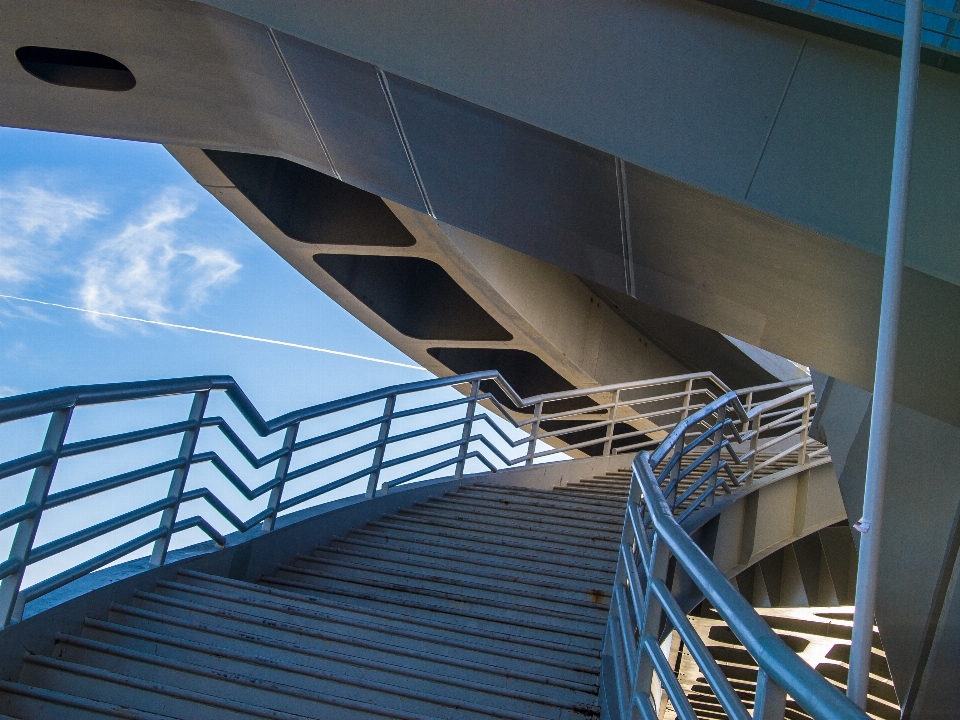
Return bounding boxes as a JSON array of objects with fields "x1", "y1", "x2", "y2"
[
  {"x1": 604, "y1": 391, "x2": 863, "y2": 720},
  {"x1": 763, "y1": 0, "x2": 959, "y2": 55},
  {"x1": 0, "y1": 369, "x2": 803, "y2": 627}
]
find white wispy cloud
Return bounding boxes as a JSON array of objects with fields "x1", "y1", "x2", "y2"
[
  {"x1": 78, "y1": 189, "x2": 240, "y2": 328},
  {"x1": 0, "y1": 185, "x2": 103, "y2": 285}
]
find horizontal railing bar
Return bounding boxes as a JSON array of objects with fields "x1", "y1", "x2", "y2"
[
  {"x1": 44, "y1": 458, "x2": 186, "y2": 508},
  {"x1": 651, "y1": 394, "x2": 745, "y2": 468},
  {"x1": 17, "y1": 526, "x2": 168, "y2": 607},
  {"x1": 383, "y1": 449, "x2": 497, "y2": 490},
  {"x1": 201, "y1": 417, "x2": 285, "y2": 469},
  {"x1": 676, "y1": 471, "x2": 728, "y2": 525},
  {"x1": 528, "y1": 391, "x2": 710, "y2": 427},
  {"x1": 636, "y1": 455, "x2": 863, "y2": 720},
  {"x1": 277, "y1": 466, "x2": 379, "y2": 511},
  {"x1": 0, "y1": 450, "x2": 54, "y2": 482},
  {"x1": 59, "y1": 420, "x2": 196, "y2": 459},
  {"x1": 752, "y1": 442, "x2": 805, "y2": 474},
  {"x1": 170, "y1": 515, "x2": 227, "y2": 546},
  {"x1": 179, "y1": 488, "x2": 249, "y2": 534},
  {"x1": 525, "y1": 371, "x2": 728, "y2": 406},
  {"x1": 472, "y1": 433, "x2": 516, "y2": 466},
  {"x1": 472, "y1": 414, "x2": 528, "y2": 450},
  {"x1": 292, "y1": 395, "x2": 472, "y2": 453},
  {"x1": 758, "y1": 407, "x2": 807, "y2": 435},
  {"x1": 534, "y1": 391, "x2": 713, "y2": 425},
  {"x1": 655, "y1": 421, "x2": 724, "y2": 483},
  {"x1": 756, "y1": 424, "x2": 805, "y2": 455},
  {"x1": 28, "y1": 497, "x2": 174, "y2": 563},
  {"x1": 192, "y1": 452, "x2": 279, "y2": 501},
  {"x1": 0, "y1": 558, "x2": 20, "y2": 581},
  {"x1": 751, "y1": 386, "x2": 814, "y2": 416},
  {"x1": 735, "y1": 378, "x2": 812, "y2": 397},
  {"x1": 672, "y1": 463, "x2": 721, "y2": 510},
  {"x1": 0, "y1": 503, "x2": 39, "y2": 533},
  {"x1": 286, "y1": 417, "x2": 469, "y2": 482}
]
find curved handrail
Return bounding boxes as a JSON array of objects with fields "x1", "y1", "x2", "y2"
[
  {"x1": 0, "y1": 368, "x2": 749, "y2": 627},
  {"x1": 604, "y1": 393, "x2": 860, "y2": 720}
]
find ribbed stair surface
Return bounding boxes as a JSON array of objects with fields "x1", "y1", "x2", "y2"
[{"x1": 0, "y1": 471, "x2": 638, "y2": 720}]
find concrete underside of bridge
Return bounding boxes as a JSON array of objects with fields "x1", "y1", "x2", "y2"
[{"x1": 3, "y1": 0, "x2": 960, "y2": 716}]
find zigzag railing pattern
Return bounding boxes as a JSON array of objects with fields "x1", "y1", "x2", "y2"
[
  {"x1": 604, "y1": 390, "x2": 865, "y2": 720},
  {"x1": 0, "y1": 370, "x2": 812, "y2": 629}
]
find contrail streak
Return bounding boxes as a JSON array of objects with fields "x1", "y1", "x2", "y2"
[{"x1": 0, "y1": 293, "x2": 427, "y2": 371}]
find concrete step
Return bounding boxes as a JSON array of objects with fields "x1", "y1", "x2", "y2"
[
  {"x1": 175, "y1": 571, "x2": 603, "y2": 651},
  {"x1": 0, "y1": 679, "x2": 175, "y2": 719},
  {"x1": 114, "y1": 591, "x2": 598, "y2": 689},
  {"x1": 347, "y1": 525, "x2": 615, "y2": 574},
  {"x1": 453, "y1": 486, "x2": 627, "y2": 517},
  {"x1": 468, "y1": 484, "x2": 627, "y2": 511},
  {"x1": 54, "y1": 633, "x2": 589, "y2": 720},
  {"x1": 311, "y1": 542, "x2": 612, "y2": 595},
  {"x1": 270, "y1": 565, "x2": 608, "y2": 631},
  {"x1": 326, "y1": 532, "x2": 615, "y2": 581},
  {"x1": 366, "y1": 517, "x2": 617, "y2": 561},
  {"x1": 289, "y1": 554, "x2": 612, "y2": 614},
  {"x1": 422, "y1": 495, "x2": 625, "y2": 530},
  {"x1": 383, "y1": 510, "x2": 620, "y2": 552},
  {"x1": 18, "y1": 655, "x2": 314, "y2": 720},
  {"x1": 407, "y1": 501, "x2": 623, "y2": 539},
  {"x1": 433, "y1": 490, "x2": 625, "y2": 521},
  {"x1": 153, "y1": 579, "x2": 597, "y2": 676}
]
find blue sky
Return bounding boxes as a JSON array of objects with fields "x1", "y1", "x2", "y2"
[
  {"x1": 0, "y1": 127, "x2": 428, "y2": 409},
  {"x1": 0, "y1": 128, "x2": 544, "y2": 593}
]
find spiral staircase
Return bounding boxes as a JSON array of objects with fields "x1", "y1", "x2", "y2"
[{"x1": 0, "y1": 371, "x2": 877, "y2": 719}]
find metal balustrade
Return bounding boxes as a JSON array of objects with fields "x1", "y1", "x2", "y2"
[
  {"x1": 0, "y1": 369, "x2": 795, "y2": 628},
  {"x1": 762, "y1": 0, "x2": 960, "y2": 53},
  {"x1": 604, "y1": 390, "x2": 866, "y2": 720}
]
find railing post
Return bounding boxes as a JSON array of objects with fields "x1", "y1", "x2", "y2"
[
  {"x1": 261, "y1": 423, "x2": 299, "y2": 532},
  {"x1": 455, "y1": 381, "x2": 480, "y2": 480},
  {"x1": 754, "y1": 669, "x2": 787, "y2": 720},
  {"x1": 746, "y1": 410, "x2": 761, "y2": 485},
  {"x1": 680, "y1": 379, "x2": 694, "y2": 422},
  {"x1": 0, "y1": 407, "x2": 72, "y2": 627},
  {"x1": 798, "y1": 391, "x2": 812, "y2": 466},
  {"x1": 742, "y1": 391, "x2": 754, "y2": 434},
  {"x1": 366, "y1": 396, "x2": 396, "y2": 498},
  {"x1": 150, "y1": 391, "x2": 209, "y2": 567},
  {"x1": 604, "y1": 389, "x2": 621, "y2": 456},
  {"x1": 706, "y1": 405, "x2": 727, "y2": 508},
  {"x1": 666, "y1": 433, "x2": 684, "y2": 511},
  {"x1": 525, "y1": 401, "x2": 543, "y2": 467}
]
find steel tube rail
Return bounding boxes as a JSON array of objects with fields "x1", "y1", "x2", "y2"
[
  {"x1": 849, "y1": 0, "x2": 923, "y2": 707},
  {"x1": 622, "y1": 448, "x2": 866, "y2": 720},
  {"x1": 0, "y1": 369, "x2": 818, "y2": 628}
]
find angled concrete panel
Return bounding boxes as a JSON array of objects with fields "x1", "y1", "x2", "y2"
[
  {"x1": 0, "y1": 0, "x2": 332, "y2": 171},
  {"x1": 749, "y1": 36, "x2": 960, "y2": 287},
  {"x1": 386, "y1": 73, "x2": 627, "y2": 291},
  {"x1": 198, "y1": 0, "x2": 807, "y2": 198},
  {"x1": 272, "y1": 30, "x2": 427, "y2": 211},
  {"x1": 816, "y1": 377, "x2": 960, "y2": 717}
]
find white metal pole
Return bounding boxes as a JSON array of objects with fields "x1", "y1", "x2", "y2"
[{"x1": 847, "y1": 0, "x2": 923, "y2": 707}]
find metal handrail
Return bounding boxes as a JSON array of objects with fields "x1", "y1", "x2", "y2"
[
  {"x1": 0, "y1": 368, "x2": 746, "y2": 627},
  {"x1": 603, "y1": 389, "x2": 862, "y2": 720}
]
